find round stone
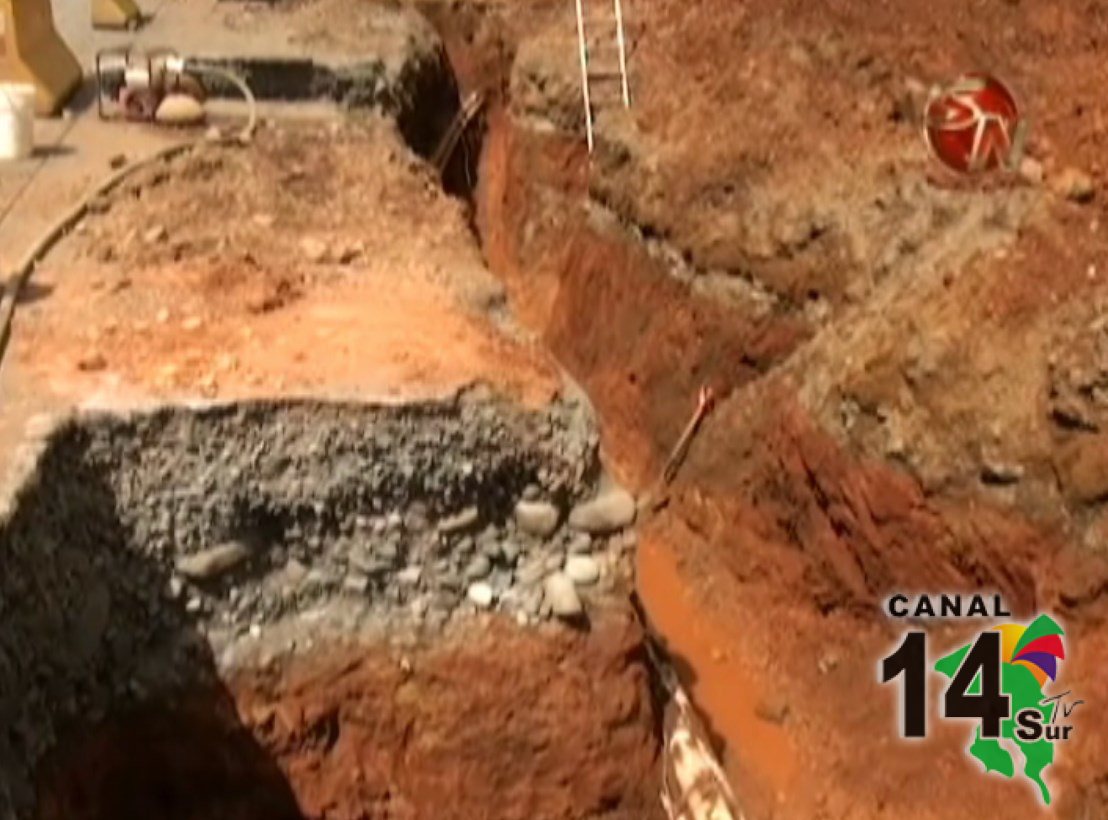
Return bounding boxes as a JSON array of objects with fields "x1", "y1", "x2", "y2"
[{"x1": 467, "y1": 582, "x2": 495, "y2": 609}]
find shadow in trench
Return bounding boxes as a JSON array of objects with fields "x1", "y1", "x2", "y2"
[
  {"x1": 0, "y1": 421, "x2": 302, "y2": 820},
  {"x1": 34, "y1": 694, "x2": 302, "y2": 820},
  {"x1": 629, "y1": 591, "x2": 730, "y2": 756}
]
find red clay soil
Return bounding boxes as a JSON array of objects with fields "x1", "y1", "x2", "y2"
[
  {"x1": 433, "y1": 0, "x2": 1108, "y2": 816},
  {"x1": 36, "y1": 615, "x2": 665, "y2": 820}
]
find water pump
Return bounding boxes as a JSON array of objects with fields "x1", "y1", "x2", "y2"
[{"x1": 94, "y1": 46, "x2": 206, "y2": 123}]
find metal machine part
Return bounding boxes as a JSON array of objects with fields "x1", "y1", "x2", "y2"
[{"x1": 95, "y1": 46, "x2": 204, "y2": 122}]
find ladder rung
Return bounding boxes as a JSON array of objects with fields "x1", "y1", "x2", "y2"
[{"x1": 588, "y1": 70, "x2": 625, "y2": 80}]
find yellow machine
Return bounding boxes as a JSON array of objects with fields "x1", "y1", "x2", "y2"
[
  {"x1": 0, "y1": 0, "x2": 82, "y2": 116},
  {"x1": 91, "y1": 0, "x2": 142, "y2": 30},
  {"x1": 0, "y1": 0, "x2": 143, "y2": 117}
]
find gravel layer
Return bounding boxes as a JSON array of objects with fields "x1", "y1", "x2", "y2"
[{"x1": 0, "y1": 391, "x2": 636, "y2": 818}]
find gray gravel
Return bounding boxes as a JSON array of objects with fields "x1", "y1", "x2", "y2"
[{"x1": 0, "y1": 392, "x2": 635, "y2": 819}]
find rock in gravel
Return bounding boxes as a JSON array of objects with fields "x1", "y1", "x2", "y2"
[
  {"x1": 343, "y1": 573, "x2": 369, "y2": 595},
  {"x1": 567, "y1": 534, "x2": 592, "y2": 555},
  {"x1": 568, "y1": 488, "x2": 636, "y2": 534},
  {"x1": 438, "y1": 573, "x2": 462, "y2": 592},
  {"x1": 465, "y1": 554, "x2": 492, "y2": 581},
  {"x1": 514, "y1": 499, "x2": 560, "y2": 537},
  {"x1": 544, "y1": 553, "x2": 565, "y2": 572},
  {"x1": 501, "y1": 540, "x2": 521, "y2": 565},
  {"x1": 564, "y1": 555, "x2": 600, "y2": 586},
  {"x1": 282, "y1": 558, "x2": 309, "y2": 586},
  {"x1": 396, "y1": 566, "x2": 422, "y2": 586},
  {"x1": 543, "y1": 572, "x2": 583, "y2": 618},
  {"x1": 520, "y1": 587, "x2": 543, "y2": 616},
  {"x1": 467, "y1": 582, "x2": 495, "y2": 609},
  {"x1": 515, "y1": 560, "x2": 546, "y2": 587},
  {"x1": 437, "y1": 505, "x2": 480, "y2": 534},
  {"x1": 175, "y1": 541, "x2": 252, "y2": 581}
]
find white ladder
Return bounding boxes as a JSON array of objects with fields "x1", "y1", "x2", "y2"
[{"x1": 574, "y1": 0, "x2": 632, "y2": 152}]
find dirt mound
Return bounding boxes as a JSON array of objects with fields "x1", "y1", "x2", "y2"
[{"x1": 36, "y1": 616, "x2": 664, "y2": 820}]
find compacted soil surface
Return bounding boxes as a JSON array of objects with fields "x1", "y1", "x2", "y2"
[{"x1": 8, "y1": 120, "x2": 557, "y2": 409}]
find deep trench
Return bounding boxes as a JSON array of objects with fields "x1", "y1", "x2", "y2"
[{"x1": 163, "y1": 4, "x2": 1108, "y2": 818}]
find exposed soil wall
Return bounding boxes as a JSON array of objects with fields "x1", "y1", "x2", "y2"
[
  {"x1": 35, "y1": 616, "x2": 664, "y2": 820},
  {"x1": 458, "y1": 0, "x2": 1108, "y2": 625},
  {"x1": 476, "y1": 109, "x2": 808, "y2": 485},
  {"x1": 438, "y1": 0, "x2": 1108, "y2": 815}
]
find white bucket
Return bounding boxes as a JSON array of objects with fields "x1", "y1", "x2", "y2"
[{"x1": 0, "y1": 83, "x2": 35, "y2": 161}]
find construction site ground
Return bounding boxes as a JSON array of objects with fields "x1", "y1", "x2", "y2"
[{"x1": 4, "y1": 0, "x2": 1108, "y2": 818}]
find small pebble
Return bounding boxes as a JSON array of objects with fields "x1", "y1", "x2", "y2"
[
  {"x1": 467, "y1": 582, "x2": 495, "y2": 609},
  {"x1": 564, "y1": 555, "x2": 600, "y2": 586}
]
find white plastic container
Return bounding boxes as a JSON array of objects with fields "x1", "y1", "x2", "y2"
[{"x1": 0, "y1": 83, "x2": 35, "y2": 161}]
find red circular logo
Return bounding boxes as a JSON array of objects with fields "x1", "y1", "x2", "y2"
[{"x1": 924, "y1": 73, "x2": 1022, "y2": 173}]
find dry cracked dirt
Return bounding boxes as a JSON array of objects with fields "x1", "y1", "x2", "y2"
[{"x1": 4, "y1": 0, "x2": 1108, "y2": 818}]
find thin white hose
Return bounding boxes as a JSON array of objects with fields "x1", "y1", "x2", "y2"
[{"x1": 185, "y1": 62, "x2": 259, "y2": 144}]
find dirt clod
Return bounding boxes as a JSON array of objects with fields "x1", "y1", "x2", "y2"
[{"x1": 1052, "y1": 166, "x2": 1096, "y2": 203}]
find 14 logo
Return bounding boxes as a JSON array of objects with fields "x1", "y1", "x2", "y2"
[{"x1": 879, "y1": 613, "x2": 1080, "y2": 805}]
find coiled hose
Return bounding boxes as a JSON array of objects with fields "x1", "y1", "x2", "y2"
[{"x1": 0, "y1": 63, "x2": 257, "y2": 372}]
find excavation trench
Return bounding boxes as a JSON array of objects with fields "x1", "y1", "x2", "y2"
[
  {"x1": 0, "y1": 7, "x2": 756, "y2": 818},
  {"x1": 11, "y1": 1, "x2": 1086, "y2": 816},
  {"x1": 1, "y1": 396, "x2": 664, "y2": 818},
  {"x1": 417, "y1": 2, "x2": 1108, "y2": 816}
]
